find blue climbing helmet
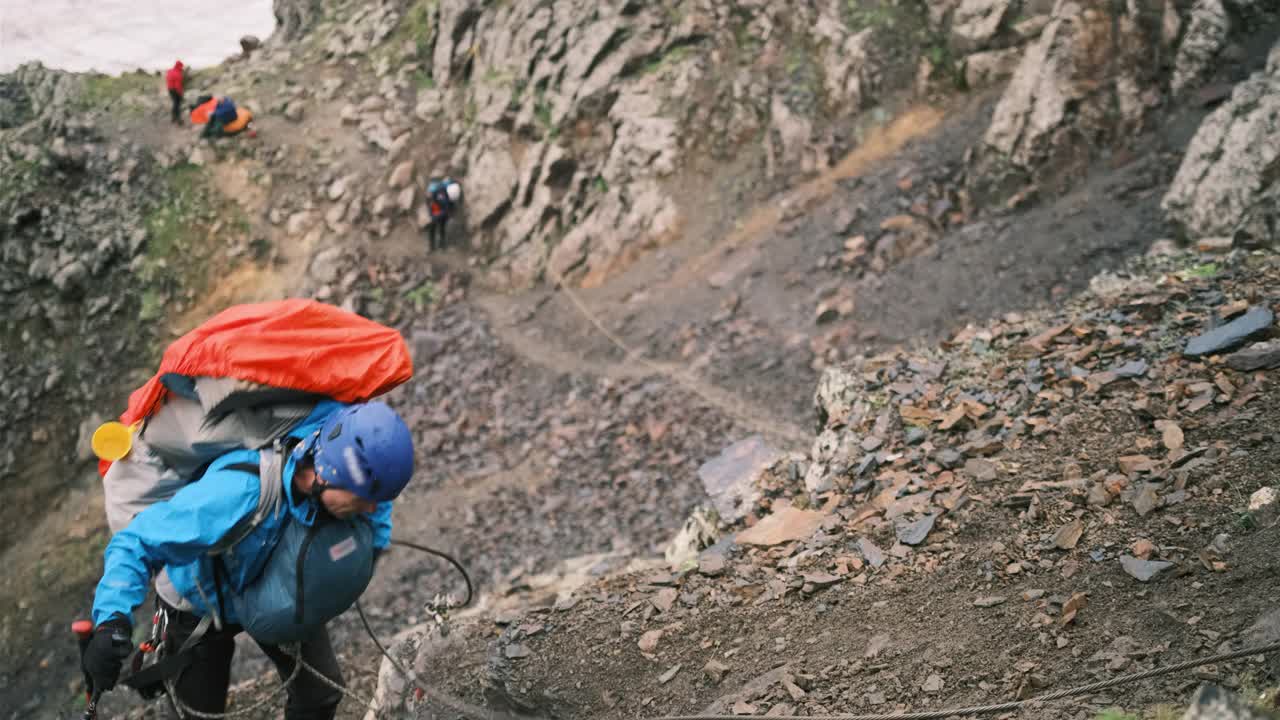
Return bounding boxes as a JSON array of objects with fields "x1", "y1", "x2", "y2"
[{"x1": 310, "y1": 401, "x2": 414, "y2": 502}]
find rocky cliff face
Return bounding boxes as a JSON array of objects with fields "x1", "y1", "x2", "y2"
[
  {"x1": 296, "y1": 0, "x2": 985, "y2": 290},
  {"x1": 0, "y1": 64, "x2": 244, "y2": 547},
  {"x1": 980, "y1": 0, "x2": 1169, "y2": 176},
  {"x1": 392, "y1": 0, "x2": 924, "y2": 288},
  {"x1": 1163, "y1": 40, "x2": 1280, "y2": 243},
  {"x1": 274, "y1": 0, "x2": 323, "y2": 41}
]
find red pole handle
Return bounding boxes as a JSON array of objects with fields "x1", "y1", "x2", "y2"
[{"x1": 72, "y1": 620, "x2": 94, "y2": 638}]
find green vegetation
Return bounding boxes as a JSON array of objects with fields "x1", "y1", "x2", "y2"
[
  {"x1": 732, "y1": 22, "x2": 763, "y2": 54},
  {"x1": 404, "y1": 281, "x2": 438, "y2": 310},
  {"x1": 841, "y1": 0, "x2": 905, "y2": 31},
  {"x1": 643, "y1": 45, "x2": 692, "y2": 75},
  {"x1": 1180, "y1": 262, "x2": 1220, "y2": 280},
  {"x1": 142, "y1": 163, "x2": 205, "y2": 262},
  {"x1": 136, "y1": 162, "x2": 247, "y2": 322},
  {"x1": 482, "y1": 66, "x2": 515, "y2": 86},
  {"x1": 399, "y1": 0, "x2": 439, "y2": 59},
  {"x1": 533, "y1": 89, "x2": 559, "y2": 139},
  {"x1": 1237, "y1": 510, "x2": 1259, "y2": 530},
  {"x1": 77, "y1": 71, "x2": 156, "y2": 112},
  {"x1": 138, "y1": 287, "x2": 166, "y2": 322}
]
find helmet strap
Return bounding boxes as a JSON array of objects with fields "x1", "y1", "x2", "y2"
[{"x1": 308, "y1": 477, "x2": 329, "y2": 503}]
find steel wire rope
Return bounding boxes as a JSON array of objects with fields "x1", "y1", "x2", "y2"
[
  {"x1": 528, "y1": 240, "x2": 809, "y2": 446},
  {"x1": 655, "y1": 640, "x2": 1280, "y2": 720}
]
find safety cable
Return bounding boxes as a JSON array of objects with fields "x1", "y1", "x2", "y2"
[
  {"x1": 353, "y1": 539, "x2": 477, "y2": 701},
  {"x1": 656, "y1": 640, "x2": 1280, "y2": 720},
  {"x1": 347, "y1": 540, "x2": 539, "y2": 720},
  {"x1": 387, "y1": 538, "x2": 475, "y2": 608},
  {"x1": 127, "y1": 540, "x2": 472, "y2": 719},
  {"x1": 162, "y1": 642, "x2": 304, "y2": 720}
]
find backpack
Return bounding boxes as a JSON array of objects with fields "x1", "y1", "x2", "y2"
[
  {"x1": 213, "y1": 97, "x2": 238, "y2": 124},
  {"x1": 98, "y1": 299, "x2": 411, "y2": 642},
  {"x1": 232, "y1": 511, "x2": 376, "y2": 644}
]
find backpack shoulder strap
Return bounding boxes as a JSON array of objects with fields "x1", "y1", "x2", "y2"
[{"x1": 208, "y1": 444, "x2": 287, "y2": 556}]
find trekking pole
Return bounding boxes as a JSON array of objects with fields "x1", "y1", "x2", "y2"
[{"x1": 72, "y1": 620, "x2": 101, "y2": 720}]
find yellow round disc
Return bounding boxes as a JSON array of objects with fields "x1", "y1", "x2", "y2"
[{"x1": 91, "y1": 421, "x2": 135, "y2": 461}]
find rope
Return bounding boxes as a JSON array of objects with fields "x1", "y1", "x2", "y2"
[
  {"x1": 348, "y1": 612, "x2": 533, "y2": 720},
  {"x1": 656, "y1": 640, "x2": 1280, "y2": 720},
  {"x1": 144, "y1": 540, "x2": 475, "y2": 719},
  {"x1": 348, "y1": 542, "x2": 528, "y2": 720},
  {"x1": 297, "y1": 654, "x2": 380, "y2": 712},
  {"x1": 536, "y1": 249, "x2": 809, "y2": 446},
  {"x1": 163, "y1": 642, "x2": 305, "y2": 719},
  {"x1": 388, "y1": 538, "x2": 475, "y2": 607}
]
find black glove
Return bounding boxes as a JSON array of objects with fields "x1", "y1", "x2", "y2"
[{"x1": 81, "y1": 615, "x2": 132, "y2": 693}]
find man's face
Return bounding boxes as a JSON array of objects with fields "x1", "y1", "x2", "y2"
[
  {"x1": 295, "y1": 466, "x2": 377, "y2": 518},
  {"x1": 318, "y1": 487, "x2": 377, "y2": 519}
]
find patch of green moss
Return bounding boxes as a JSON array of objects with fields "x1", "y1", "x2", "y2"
[
  {"x1": 77, "y1": 72, "x2": 156, "y2": 112},
  {"x1": 404, "y1": 281, "x2": 438, "y2": 310},
  {"x1": 643, "y1": 45, "x2": 692, "y2": 75},
  {"x1": 136, "y1": 162, "x2": 245, "y2": 323},
  {"x1": 397, "y1": 0, "x2": 440, "y2": 59},
  {"x1": 841, "y1": 0, "x2": 909, "y2": 31},
  {"x1": 1180, "y1": 262, "x2": 1220, "y2": 280},
  {"x1": 143, "y1": 163, "x2": 205, "y2": 260},
  {"x1": 533, "y1": 89, "x2": 559, "y2": 139}
]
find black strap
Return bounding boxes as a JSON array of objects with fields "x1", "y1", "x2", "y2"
[
  {"x1": 294, "y1": 521, "x2": 323, "y2": 624},
  {"x1": 207, "y1": 465, "x2": 256, "y2": 629},
  {"x1": 211, "y1": 556, "x2": 229, "y2": 630},
  {"x1": 121, "y1": 649, "x2": 198, "y2": 694}
]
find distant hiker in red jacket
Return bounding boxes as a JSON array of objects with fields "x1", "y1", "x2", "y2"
[{"x1": 166, "y1": 61, "x2": 185, "y2": 126}]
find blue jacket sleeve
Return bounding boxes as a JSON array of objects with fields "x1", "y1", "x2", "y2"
[
  {"x1": 370, "y1": 501, "x2": 393, "y2": 550},
  {"x1": 92, "y1": 466, "x2": 259, "y2": 626}
]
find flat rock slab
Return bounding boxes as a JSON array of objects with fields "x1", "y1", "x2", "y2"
[
  {"x1": 698, "y1": 435, "x2": 782, "y2": 523},
  {"x1": 1226, "y1": 341, "x2": 1280, "y2": 371},
  {"x1": 1184, "y1": 307, "x2": 1274, "y2": 358},
  {"x1": 1120, "y1": 554, "x2": 1174, "y2": 582},
  {"x1": 895, "y1": 513, "x2": 937, "y2": 546},
  {"x1": 736, "y1": 506, "x2": 828, "y2": 546}
]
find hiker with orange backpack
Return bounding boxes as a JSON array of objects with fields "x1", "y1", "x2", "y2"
[{"x1": 80, "y1": 300, "x2": 415, "y2": 720}]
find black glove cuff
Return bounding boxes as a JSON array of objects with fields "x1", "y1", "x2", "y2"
[{"x1": 98, "y1": 615, "x2": 132, "y2": 643}]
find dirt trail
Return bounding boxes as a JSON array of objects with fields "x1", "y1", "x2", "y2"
[
  {"x1": 475, "y1": 292, "x2": 810, "y2": 448},
  {"x1": 669, "y1": 105, "x2": 946, "y2": 289}
]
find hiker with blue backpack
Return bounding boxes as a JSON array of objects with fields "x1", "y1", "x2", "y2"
[
  {"x1": 426, "y1": 177, "x2": 462, "y2": 251},
  {"x1": 79, "y1": 300, "x2": 416, "y2": 720},
  {"x1": 201, "y1": 96, "x2": 240, "y2": 139}
]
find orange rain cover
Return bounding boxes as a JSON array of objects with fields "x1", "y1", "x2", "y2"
[
  {"x1": 99, "y1": 298, "x2": 412, "y2": 476},
  {"x1": 190, "y1": 97, "x2": 218, "y2": 125}
]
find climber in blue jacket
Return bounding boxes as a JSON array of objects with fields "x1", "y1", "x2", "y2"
[{"x1": 83, "y1": 400, "x2": 414, "y2": 720}]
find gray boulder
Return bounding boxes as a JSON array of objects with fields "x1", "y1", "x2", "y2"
[
  {"x1": 1181, "y1": 684, "x2": 1271, "y2": 719},
  {"x1": 983, "y1": 0, "x2": 1165, "y2": 172},
  {"x1": 950, "y1": 0, "x2": 1014, "y2": 53},
  {"x1": 273, "y1": 0, "x2": 321, "y2": 41},
  {"x1": 1163, "y1": 41, "x2": 1280, "y2": 243},
  {"x1": 1184, "y1": 307, "x2": 1275, "y2": 358},
  {"x1": 697, "y1": 436, "x2": 782, "y2": 523},
  {"x1": 1170, "y1": 0, "x2": 1230, "y2": 97}
]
